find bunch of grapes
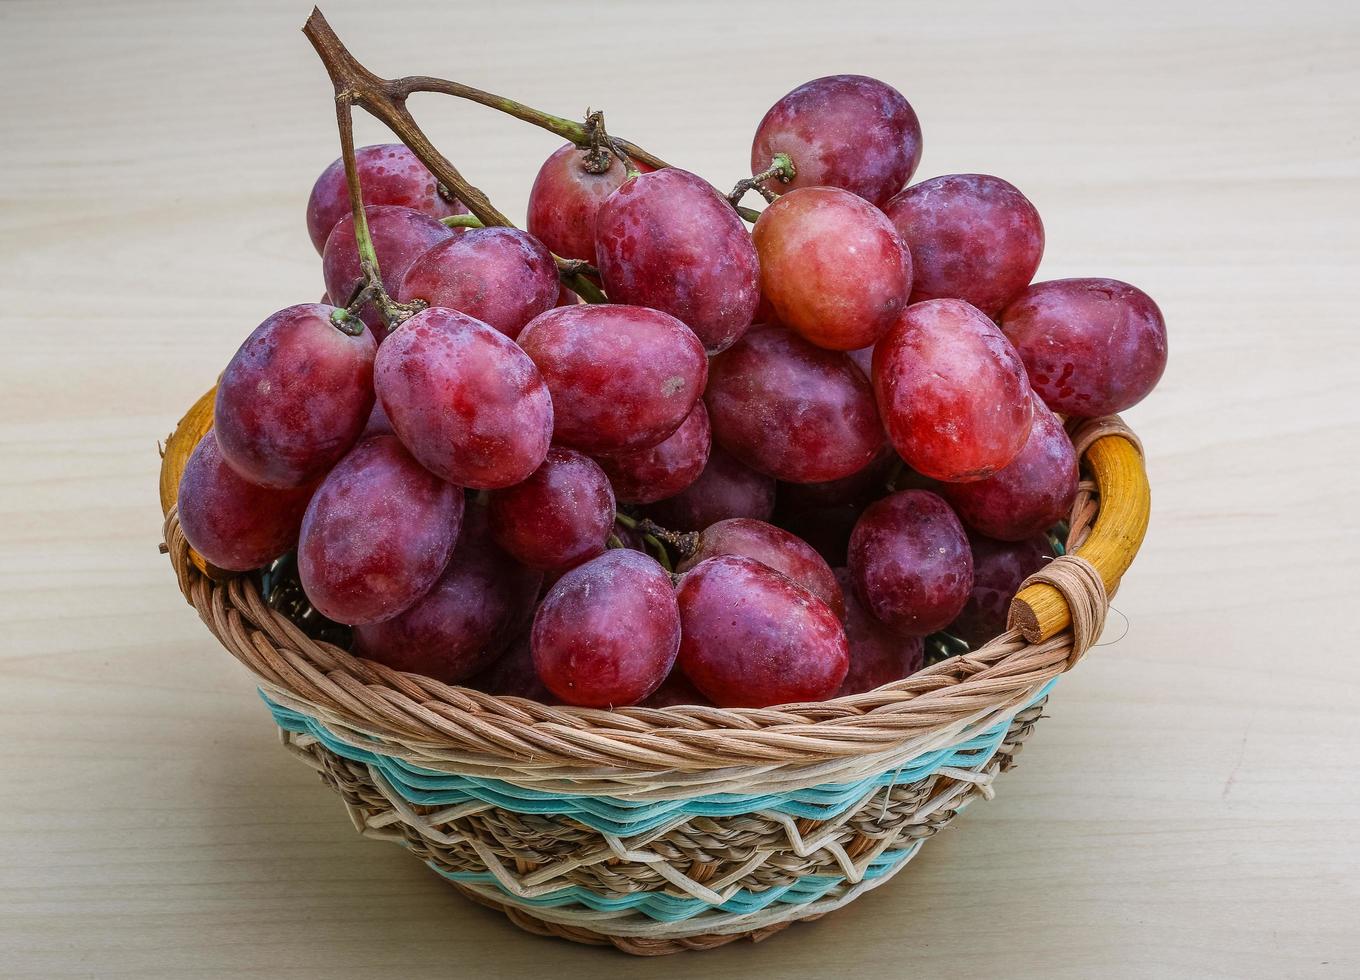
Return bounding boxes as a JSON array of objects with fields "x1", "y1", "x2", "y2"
[{"x1": 177, "y1": 72, "x2": 1167, "y2": 710}]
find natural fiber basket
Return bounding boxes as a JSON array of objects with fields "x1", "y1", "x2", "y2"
[{"x1": 159, "y1": 387, "x2": 1149, "y2": 955}]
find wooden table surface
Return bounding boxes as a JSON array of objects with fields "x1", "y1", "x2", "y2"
[{"x1": 3, "y1": 1, "x2": 1357, "y2": 976}]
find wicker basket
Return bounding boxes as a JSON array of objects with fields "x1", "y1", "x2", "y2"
[{"x1": 159, "y1": 387, "x2": 1149, "y2": 955}]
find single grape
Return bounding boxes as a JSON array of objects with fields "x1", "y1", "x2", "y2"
[
  {"x1": 397, "y1": 227, "x2": 559, "y2": 340},
  {"x1": 595, "y1": 168, "x2": 759, "y2": 353},
  {"x1": 677, "y1": 555, "x2": 848, "y2": 707},
  {"x1": 677, "y1": 518, "x2": 844, "y2": 619},
  {"x1": 775, "y1": 445, "x2": 894, "y2": 512},
  {"x1": 873, "y1": 299, "x2": 1034, "y2": 482},
  {"x1": 488, "y1": 447, "x2": 616, "y2": 571},
  {"x1": 753, "y1": 186, "x2": 912, "y2": 351},
  {"x1": 470, "y1": 633, "x2": 556, "y2": 702},
  {"x1": 353, "y1": 509, "x2": 542, "y2": 683},
  {"x1": 176, "y1": 432, "x2": 315, "y2": 571},
  {"x1": 643, "y1": 670, "x2": 712, "y2": 708},
  {"x1": 1000, "y1": 277, "x2": 1168, "y2": 417},
  {"x1": 645, "y1": 446, "x2": 776, "y2": 532},
  {"x1": 517, "y1": 304, "x2": 707, "y2": 454},
  {"x1": 950, "y1": 533, "x2": 1053, "y2": 648},
  {"x1": 848, "y1": 490, "x2": 973, "y2": 636},
  {"x1": 751, "y1": 75, "x2": 923, "y2": 207},
  {"x1": 706, "y1": 324, "x2": 883, "y2": 483},
  {"x1": 298, "y1": 435, "x2": 463, "y2": 626},
  {"x1": 594, "y1": 401, "x2": 711, "y2": 505},
  {"x1": 884, "y1": 174, "x2": 1044, "y2": 316},
  {"x1": 531, "y1": 550, "x2": 681, "y2": 707},
  {"x1": 214, "y1": 303, "x2": 376, "y2": 488},
  {"x1": 941, "y1": 396, "x2": 1078, "y2": 540},
  {"x1": 527, "y1": 142, "x2": 636, "y2": 266},
  {"x1": 306, "y1": 143, "x2": 467, "y2": 254},
  {"x1": 322, "y1": 204, "x2": 455, "y2": 334},
  {"x1": 833, "y1": 568, "x2": 924, "y2": 696},
  {"x1": 375, "y1": 307, "x2": 553, "y2": 489}
]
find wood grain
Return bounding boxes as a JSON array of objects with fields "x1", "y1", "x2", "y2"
[{"x1": 2, "y1": 0, "x2": 1358, "y2": 977}]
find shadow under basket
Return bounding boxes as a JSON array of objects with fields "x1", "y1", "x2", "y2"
[{"x1": 160, "y1": 388, "x2": 1149, "y2": 956}]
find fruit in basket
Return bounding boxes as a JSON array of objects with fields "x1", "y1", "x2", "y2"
[
  {"x1": 1000, "y1": 277, "x2": 1169, "y2": 416},
  {"x1": 322, "y1": 205, "x2": 455, "y2": 332},
  {"x1": 677, "y1": 518, "x2": 845, "y2": 619},
  {"x1": 833, "y1": 568, "x2": 925, "y2": 696},
  {"x1": 751, "y1": 74, "x2": 923, "y2": 207},
  {"x1": 644, "y1": 446, "x2": 776, "y2": 531},
  {"x1": 595, "y1": 401, "x2": 711, "y2": 505},
  {"x1": 950, "y1": 533, "x2": 1053, "y2": 647},
  {"x1": 214, "y1": 303, "x2": 376, "y2": 489},
  {"x1": 488, "y1": 448, "x2": 616, "y2": 571},
  {"x1": 531, "y1": 549, "x2": 682, "y2": 707},
  {"x1": 298, "y1": 435, "x2": 464, "y2": 625}
]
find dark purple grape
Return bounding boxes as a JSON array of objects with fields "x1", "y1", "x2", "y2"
[
  {"x1": 470, "y1": 633, "x2": 557, "y2": 703},
  {"x1": 833, "y1": 568, "x2": 924, "y2": 696},
  {"x1": 595, "y1": 168, "x2": 759, "y2": 353},
  {"x1": 645, "y1": 447, "x2": 776, "y2": 531},
  {"x1": 677, "y1": 518, "x2": 844, "y2": 619},
  {"x1": 643, "y1": 670, "x2": 712, "y2": 708},
  {"x1": 214, "y1": 303, "x2": 376, "y2": 488},
  {"x1": 950, "y1": 533, "x2": 1053, "y2": 648},
  {"x1": 1000, "y1": 277, "x2": 1168, "y2": 417},
  {"x1": 488, "y1": 448, "x2": 615, "y2": 571},
  {"x1": 298, "y1": 435, "x2": 463, "y2": 626},
  {"x1": 774, "y1": 502, "x2": 861, "y2": 568},
  {"x1": 531, "y1": 550, "x2": 681, "y2": 707},
  {"x1": 776, "y1": 446, "x2": 894, "y2": 512},
  {"x1": 594, "y1": 401, "x2": 711, "y2": 505},
  {"x1": 848, "y1": 490, "x2": 972, "y2": 636},
  {"x1": 375, "y1": 307, "x2": 553, "y2": 489}
]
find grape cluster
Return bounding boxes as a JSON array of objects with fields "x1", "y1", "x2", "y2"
[{"x1": 178, "y1": 73, "x2": 1166, "y2": 709}]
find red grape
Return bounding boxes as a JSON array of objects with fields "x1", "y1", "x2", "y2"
[
  {"x1": 643, "y1": 670, "x2": 712, "y2": 708},
  {"x1": 873, "y1": 299, "x2": 1033, "y2": 482},
  {"x1": 833, "y1": 568, "x2": 924, "y2": 696},
  {"x1": 471, "y1": 633, "x2": 556, "y2": 702},
  {"x1": 531, "y1": 550, "x2": 681, "y2": 707},
  {"x1": 941, "y1": 396, "x2": 1078, "y2": 540},
  {"x1": 517, "y1": 304, "x2": 707, "y2": 454},
  {"x1": 950, "y1": 533, "x2": 1052, "y2": 648},
  {"x1": 677, "y1": 555, "x2": 848, "y2": 707},
  {"x1": 488, "y1": 447, "x2": 615, "y2": 571},
  {"x1": 594, "y1": 401, "x2": 711, "y2": 505},
  {"x1": 214, "y1": 303, "x2": 376, "y2": 488},
  {"x1": 705, "y1": 324, "x2": 882, "y2": 483},
  {"x1": 397, "y1": 227, "x2": 559, "y2": 340},
  {"x1": 594, "y1": 168, "x2": 759, "y2": 353},
  {"x1": 298, "y1": 435, "x2": 463, "y2": 626},
  {"x1": 848, "y1": 490, "x2": 973, "y2": 636},
  {"x1": 306, "y1": 143, "x2": 466, "y2": 254},
  {"x1": 526, "y1": 142, "x2": 635, "y2": 266},
  {"x1": 322, "y1": 205, "x2": 455, "y2": 333},
  {"x1": 884, "y1": 174, "x2": 1044, "y2": 316},
  {"x1": 1000, "y1": 277, "x2": 1168, "y2": 417},
  {"x1": 644, "y1": 447, "x2": 776, "y2": 532},
  {"x1": 677, "y1": 518, "x2": 844, "y2": 619},
  {"x1": 375, "y1": 307, "x2": 553, "y2": 489},
  {"x1": 751, "y1": 75, "x2": 923, "y2": 208},
  {"x1": 752, "y1": 186, "x2": 912, "y2": 350},
  {"x1": 176, "y1": 432, "x2": 314, "y2": 571},
  {"x1": 353, "y1": 509, "x2": 542, "y2": 683}
]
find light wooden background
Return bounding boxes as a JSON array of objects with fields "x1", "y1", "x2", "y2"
[{"x1": 2, "y1": 1, "x2": 1357, "y2": 977}]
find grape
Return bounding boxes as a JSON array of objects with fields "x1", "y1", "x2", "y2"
[
  {"x1": 950, "y1": 533, "x2": 1052, "y2": 648},
  {"x1": 611, "y1": 517, "x2": 648, "y2": 553},
  {"x1": 471, "y1": 633, "x2": 556, "y2": 702},
  {"x1": 776, "y1": 445, "x2": 894, "y2": 512},
  {"x1": 847, "y1": 344, "x2": 875, "y2": 379},
  {"x1": 322, "y1": 205, "x2": 455, "y2": 334},
  {"x1": 752, "y1": 186, "x2": 912, "y2": 350},
  {"x1": 884, "y1": 174, "x2": 1044, "y2": 316},
  {"x1": 397, "y1": 227, "x2": 559, "y2": 340},
  {"x1": 873, "y1": 299, "x2": 1033, "y2": 482},
  {"x1": 848, "y1": 490, "x2": 973, "y2": 636},
  {"x1": 531, "y1": 550, "x2": 681, "y2": 707},
  {"x1": 1000, "y1": 277, "x2": 1168, "y2": 417},
  {"x1": 833, "y1": 568, "x2": 924, "y2": 696},
  {"x1": 677, "y1": 518, "x2": 844, "y2": 619},
  {"x1": 306, "y1": 143, "x2": 467, "y2": 254},
  {"x1": 375, "y1": 307, "x2": 553, "y2": 489},
  {"x1": 594, "y1": 401, "x2": 711, "y2": 505},
  {"x1": 774, "y1": 502, "x2": 861, "y2": 568},
  {"x1": 176, "y1": 432, "x2": 314, "y2": 571},
  {"x1": 362, "y1": 399, "x2": 394, "y2": 437},
  {"x1": 517, "y1": 304, "x2": 707, "y2": 455},
  {"x1": 643, "y1": 670, "x2": 712, "y2": 708},
  {"x1": 353, "y1": 509, "x2": 542, "y2": 684},
  {"x1": 705, "y1": 324, "x2": 882, "y2": 483},
  {"x1": 645, "y1": 447, "x2": 776, "y2": 531},
  {"x1": 298, "y1": 435, "x2": 463, "y2": 626},
  {"x1": 488, "y1": 447, "x2": 616, "y2": 571},
  {"x1": 677, "y1": 555, "x2": 848, "y2": 707},
  {"x1": 941, "y1": 396, "x2": 1077, "y2": 540},
  {"x1": 594, "y1": 168, "x2": 759, "y2": 353},
  {"x1": 526, "y1": 142, "x2": 635, "y2": 266},
  {"x1": 751, "y1": 75, "x2": 923, "y2": 208},
  {"x1": 214, "y1": 303, "x2": 376, "y2": 488}
]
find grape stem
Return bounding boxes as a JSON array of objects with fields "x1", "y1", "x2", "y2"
[
  {"x1": 582, "y1": 109, "x2": 639, "y2": 178},
  {"x1": 728, "y1": 153, "x2": 796, "y2": 208}
]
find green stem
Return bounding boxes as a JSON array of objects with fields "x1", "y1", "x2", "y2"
[{"x1": 440, "y1": 214, "x2": 485, "y2": 228}]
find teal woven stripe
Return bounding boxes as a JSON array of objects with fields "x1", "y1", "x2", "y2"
[
  {"x1": 263, "y1": 678, "x2": 1053, "y2": 835},
  {"x1": 429, "y1": 843, "x2": 921, "y2": 923}
]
